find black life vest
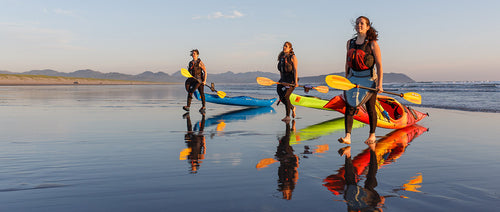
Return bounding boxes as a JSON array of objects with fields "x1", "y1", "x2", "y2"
[
  {"x1": 277, "y1": 53, "x2": 296, "y2": 83},
  {"x1": 347, "y1": 38, "x2": 375, "y2": 71},
  {"x1": 188, "y1": 59, "x2": 204, "y2": 79}
]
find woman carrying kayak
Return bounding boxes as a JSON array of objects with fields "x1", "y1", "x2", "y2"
[
  {"x1": 339, "y1": 16, "x2": 384, "y2": 145},
  {"x1": 183, "y1": 49, "x2": 207, "y2": 114},
  {"x1": 277, "y1": 41, "x2": 298, "y2": 123}
]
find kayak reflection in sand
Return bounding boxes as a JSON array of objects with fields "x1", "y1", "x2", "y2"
[
  {"x1": 198, "y1": 107, "x2": 275, "y2": 137},
  {"x1": 339, "y1": 144, "x2": 384, "y2": 211},
  {"x1": 180, "y1": 112, "x2": 206, "y2": 174},
  {"x1": 324, "y1": 124, "x2": 428, "y2": 210},
  {"x1": 275, "y1": 120, "x2": 299, "y2": 200},
  {"x1": 289, "y1": 117, "x2": 364, "y2": 146}
]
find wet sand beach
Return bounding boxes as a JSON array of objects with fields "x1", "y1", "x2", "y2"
[
  {"x1": 0, "y1": 74, "x2": 170, "y2": 85},
  {"x1": 0, "y1": 84, "x2": 498, "y2": 211}
]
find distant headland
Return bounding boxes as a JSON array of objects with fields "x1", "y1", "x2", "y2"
[{"x1": 0, "y1": 69, "x2": 415, "y2": 85}]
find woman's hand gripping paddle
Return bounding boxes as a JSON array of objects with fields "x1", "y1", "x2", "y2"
[
  {"x1": 325, "y1": 75, "x2": 422, "y2": 104},
  {"x1": 181, "y1": 68, "x2": 226, "y2": 98},
  {"x1": 256, "y1": 77, "x2": 329, "y2": 93}
]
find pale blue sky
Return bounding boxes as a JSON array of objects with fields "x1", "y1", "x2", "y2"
[{"x1": 1, "y1": 0, "x2": 498, "y2": 81}]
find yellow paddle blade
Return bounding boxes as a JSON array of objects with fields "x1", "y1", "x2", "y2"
[
  {"x1": 256, "y1": 77, "x2": 278, "y2": 86},
  {"x1": 217, "y1": 91, "x2": 226, "y2": 99},
  {"x1": 325, "y1": 75, "x2": 356, "y2": 90},
  {"x1": 256, "y1": 158, "x2": 278, "y2": 169},
  {"x1": 403, "y1": 92, "x2": 422, "y2": 104},
  {"x1": 314, "y1": 86, "x2": 329, "y2": 93},
  {"x1": 181, "y1": 68, "x2": 193, "y2": 78}
]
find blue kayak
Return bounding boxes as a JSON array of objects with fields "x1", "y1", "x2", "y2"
[{"x1": 194, "y1": 91, "x2": 277, "y2": 107}]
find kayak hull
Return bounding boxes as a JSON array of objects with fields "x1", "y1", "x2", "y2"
[
  {"x1": 324, "y1": 94, "x2": 428, "y2": 129},
  {"x1": 195, "y1": 91, "x2": 277, "y2": 107},
  {"x1": 290, "y1": 93, "x2": 334, "y2": 110},
  {"x1": 290, "y1": 93, "x2": 428, "y2": 129}
]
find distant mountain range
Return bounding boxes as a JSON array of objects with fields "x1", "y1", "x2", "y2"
[{"x1": 0, "y1": 69, "x2": 415, "y2": 84}]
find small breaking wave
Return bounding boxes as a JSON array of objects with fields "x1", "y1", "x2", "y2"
[{"x1": 0, "y1": 183, "x2": 68, "y2": 192}]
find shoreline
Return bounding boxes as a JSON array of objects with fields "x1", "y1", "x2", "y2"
[{"x1": 0, "y1": 74, "x2": 176, "y2": 85}]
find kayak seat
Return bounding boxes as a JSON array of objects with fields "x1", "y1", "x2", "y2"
[{"x1": 382, "y1": 98, "x2": 403, "y2": 120}]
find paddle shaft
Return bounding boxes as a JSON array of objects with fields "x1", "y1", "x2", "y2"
[
  {"x1": 205, "y1": 84, "x2": 218, "y2": 92},
  {"x1": 191, "y1": 77, "x2": 216, "y2": 92},
  {"x1": 355, "y1": 84, "x2": 404, "y2": 98},
  {"x1": 279, "y1": 82, "x2": 312, "y2": 90}
]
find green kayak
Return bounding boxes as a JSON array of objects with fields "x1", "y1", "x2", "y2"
[{"x1": 289, "y1": 93, "x2": 332, "y2": 110}]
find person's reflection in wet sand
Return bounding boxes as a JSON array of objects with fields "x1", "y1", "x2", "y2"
[
  {"x1": 339, "y1": 142, "x2": 385, "y2": 211},
  {"x1": 275, "y1": 120, "x2": 299, "y2": 200},
  {"x1": 183, "y1": 112, "x2": 206, "y2": 174}
]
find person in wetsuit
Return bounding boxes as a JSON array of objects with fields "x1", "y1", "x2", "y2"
[
  {"x1": 339, "y1": 16, "x2": 384, "y2": 145},
  {"x1": 277, "y1": 41, "x2": 298, "y2": 123},
  {"x1": 183, "y1": 49, "x2": 207, "y2": 114}
]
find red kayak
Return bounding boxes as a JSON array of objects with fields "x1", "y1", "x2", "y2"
[{"x1": 323, "y1": 94, "x2": 428, "y2": 129}]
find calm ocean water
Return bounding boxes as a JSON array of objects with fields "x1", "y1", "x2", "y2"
[
  {"x1": 219, "y1": 80, "x2": 500, "y2": 113},
  {"x1": 384, "y1": 81, "x2": 500, "y2": 113},
  {"x1": 0, "y1": 83, "x2": 498, "y2": 211}
]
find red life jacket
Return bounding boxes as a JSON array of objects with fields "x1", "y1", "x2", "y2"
[{"x1": 347, "y1": 38, "x2": 375, "y2": 71}]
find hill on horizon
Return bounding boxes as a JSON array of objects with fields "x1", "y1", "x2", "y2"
[{"x1": 0, "y1": 69, "x2": 416, "y2": 84}]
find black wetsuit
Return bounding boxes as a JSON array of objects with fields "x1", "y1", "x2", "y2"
[
  {"x1": 277, "y1": 53, "x2": 296, "y2": 117},
  {"x1": 185, "y1": 59, "x2": 205, "y2": 108}
]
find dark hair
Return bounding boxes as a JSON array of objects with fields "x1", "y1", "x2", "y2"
[
  {"x1": 277, "y1": 41, "x2": 294, "y2": 61},
  {"x1": 190, "y1": 49, "x2": 199, "y2": 55},
  {"x1": 354, "y1": 16, "x2": 378, "y2": 41}
]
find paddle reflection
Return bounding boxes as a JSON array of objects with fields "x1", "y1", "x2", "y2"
[
  {"x1": 180, "y1": 113, "x2": 206, "y2": 174},
  {"x1": 324, "y1": 124, "x2": 428, "y2": 210}
]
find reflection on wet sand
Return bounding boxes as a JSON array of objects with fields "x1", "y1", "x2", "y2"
[
  {"x1": 324, "y1": 124, "x2": 428, "y2": 210},
  {"x1": 180, "y1": 107, "x2": 274, "y2": 173},
  {"x1": 274, "y1": 121, "x2": 299, "y2": 200},
  {"x1": 255, "y1": 121, "x2": 299, "y2": 200},
  {"x1": 256, "y1": 118, "x2": 355, "y2": 200},
  {"x1": 290, "y1": 117, "x2": 364, "y2": 145},
  {"x1": 198, "y1": 107, "x2": 275, "y2": 136},
  {"x1": 339, "y1": 144, "x2": 384, "y2": 211},
  {"x1": 180, "y1": 113, "x2": 206, "y2": 174}
]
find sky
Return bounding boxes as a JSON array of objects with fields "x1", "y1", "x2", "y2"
[{"x1": 0, "y1": 0, "x2": 499, "y2": 81}]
